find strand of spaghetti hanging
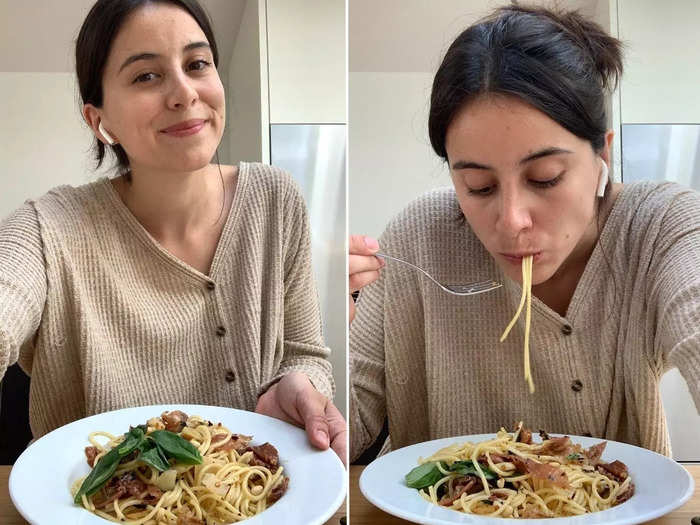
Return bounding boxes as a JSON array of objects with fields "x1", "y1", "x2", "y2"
[{"x1": 499, "y1": 255, "x2": 535, "y2": 393}]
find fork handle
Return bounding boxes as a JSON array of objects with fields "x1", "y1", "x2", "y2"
[{"x1": 374, "y1": 252, "x2": 445, "y2": 290}]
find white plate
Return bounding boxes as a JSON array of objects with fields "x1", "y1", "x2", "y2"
[
  {"x1": 360, "y1": 433, "x2": 694, "y2": 525},
  {"x1": 10, "y1": 404, "x2": 346, "y2": 525}
]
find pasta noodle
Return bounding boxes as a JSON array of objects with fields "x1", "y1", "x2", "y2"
[
  {"x1": 70, "y1": 411, "x2": 289, "y2": 524},
  {"x1": 500, "y1": 254, "x2": 535, "y2": 393},
  {"x1": 405, "y1": 423, "x2": 635, "y2": 519}
]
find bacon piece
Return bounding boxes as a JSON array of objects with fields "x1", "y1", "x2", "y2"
[
  {"x1": 597, "y1": 460, "x2": 630, "y2": 482},
  {"x1": 141, "y1": 484, "x2": 163, "y2": 504},
  {"x1": 517, "y1": 427, "x2": 533, "y2": 445},
  {"x1": 615, "y1": 481, "x2": 635, "y2": 504},
  {"x1": 510, "y1": 456, "x2": 570, "y2": 488},
  {"x1": 266, "y1": 476, "x2": 289, "y2": 504},
  {"x1": 248, "y1": 443, "x2": 279, "y2": 469},
  {"x1": 438, "y1": 476, "x2": 480, "y2": 506},
  {"x1": 97, "y1": 472, "x2": 162, "y2": 508},
  {"x1": 161, "y1": 411, "x2": 189, "y2": 433},
  {"x1": 584, "y1": 441, "x2": 607, "y2": 464},
  {"x1": 210, "y1": 433, "x2": 252, "y2": 453},
  {"x1": 536, "y1": 436, "x2": 573, "y2": 457},
  {"x1": 85, "y1": 446, "x2": 99, "y2": 468}
]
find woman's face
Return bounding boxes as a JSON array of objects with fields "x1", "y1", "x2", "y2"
[
  {"x1": 94, "y1": 3, "x2": 225, "y2": 174},
  {"x1": 445, "y1": 95, "x2": 607, "y2": 286}
]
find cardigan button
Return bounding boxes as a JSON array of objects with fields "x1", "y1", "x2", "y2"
[
  {"x1": 561, "y1": 324, "x2": 573, "y2": 335},
  {"x1": 206, "y1": 281, "x2": 216, "y2": 290},
  {"x1": 224, "y1": 369, "x2": 236, "y2": 382},
  {"x1": 216, "y1": 326, "x2": 227, "y2": 337},
  {"x1": 571, "y1": 379, "x2": 583, "y2": 392}
]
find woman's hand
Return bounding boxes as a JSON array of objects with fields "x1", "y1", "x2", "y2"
[
  {"x1": 255, "y1": 372, "x2": 347, "y2": 466},
  {"x1": 349, "y1": 235, "x2": 385, "y2": 324}
]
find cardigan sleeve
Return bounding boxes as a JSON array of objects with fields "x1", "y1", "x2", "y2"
[
  {"x1": 259, "y1": 175, "x2": 335, "y2": 400},
  {"x1": 349, "y1": 230, "x2": 391, "y2": 462},
  {"x1": 651, "y1": 187, "x2": 700, "y2": 413},
  {"x1": 0, "y1": 202, "x2": 47, "y2": 380}
]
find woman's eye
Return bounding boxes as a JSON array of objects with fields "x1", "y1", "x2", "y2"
[
  {"x1": 530, "y1": 173, "x2": 564, "y2": 188},
  {"x1": 188, "y1": 59, "x2": 211, "y2": 71},
  {"x1": 133, "y1": 72, "x2": 157, "y2": 84},
  {"x1": 467, "y1": 185, "x2": 495, "y2": 196}
]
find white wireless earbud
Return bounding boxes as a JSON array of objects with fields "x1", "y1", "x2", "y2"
[
  {"x1": 98, "y1": 121, "x2": 116, "y2": 146},
  {"x1": 597, "y1": 159, "x2": 609, "y2": 198}
]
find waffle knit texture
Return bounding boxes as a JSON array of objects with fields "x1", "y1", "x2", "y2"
[
  {"x1": 0, "y1": 162, "x2": 334, "y2": 439},
  {"x1": 350, "y1": 181, "x2": 700, "y2": 462}
]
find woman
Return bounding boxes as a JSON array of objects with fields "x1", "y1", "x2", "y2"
[
  {"x1": 0, "y1": 0, "x2": 345, "y2": 462},
  {"x1": 349, "y1": 5, "x2": 700, "y2": 462}
]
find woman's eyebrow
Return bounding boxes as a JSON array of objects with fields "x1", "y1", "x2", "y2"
[
  {"x1": 451, "y1": 147, "x2": 573, "y2": 170},
  {"x1": 118, "y1": 41, "x2": 211, "y2": 73}
]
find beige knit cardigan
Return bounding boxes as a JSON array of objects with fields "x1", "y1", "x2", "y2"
[
  {"x1": 350, "y1": 181, "x2": 700, "y2": 462},
  {"x1": 0, "y1": 162, "x2": 334, "y2": 439}
]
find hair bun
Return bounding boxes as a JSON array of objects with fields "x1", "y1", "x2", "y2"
[{"x1": 499, "y1": 5, "x2": 624, "y2": 92}]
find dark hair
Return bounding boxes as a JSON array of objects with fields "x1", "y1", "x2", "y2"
[
  {"x1": 429, "y1": 4, "x2": 623, "y2": 161},
  {"x1": 75, "y1": 0, "x2": 219, "y2": 175}
]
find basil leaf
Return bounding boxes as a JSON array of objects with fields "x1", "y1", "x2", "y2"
[
  {"x1": 74, "y1": 427, "x2": 146, "y2": 504},
  {"x1": 566, "y1": 453, "x2": 583, "y2": 461},
  {"x1": 118, "y1": 427, "x2": 146, "y2": 456},
  {"x1": 449, "y1": 460, "x2": 497, "y2": 480},
  {"x1": 149, "y1": 430, "x2": 203, "y2": 465},
  {"x1": 138, "y1": 439, "x2": 171, "y2": 472},
  {"x1": 74, "y1": 447, "x2": 121, "y2": 503},
  {"x1": 405, "y1": 461, "x2": 445, "y2": 489}
]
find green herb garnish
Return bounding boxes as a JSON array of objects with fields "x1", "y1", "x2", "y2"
[
  {"x1": 448, "y1": 460, "x2": 497, "y2": 479},
  {"x1": 405, "y1": 462, "x2": 445, "y2": 489},
  {"x1": 74, "y1": 425, "x2": 202, "y2": 504}
]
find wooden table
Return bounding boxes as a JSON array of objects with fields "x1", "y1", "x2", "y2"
[
  {"x1": 0, "y1": 466, "x2": 346, "y2": 524},
  {"x1": 350, "y1": 464, "x2": 700, "y2": 524}
]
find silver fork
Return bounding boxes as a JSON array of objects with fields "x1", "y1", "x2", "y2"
[{"x1": 375, "y1": 252, "x2": 502, "y2": 296}]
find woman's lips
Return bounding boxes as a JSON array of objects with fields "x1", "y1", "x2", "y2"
[
  {"x1": 160, "y1": 119, "x2": 207, "y2": 137},
  {"x1": 500, "y1": 252, "x2": 542, "y2": 265}
]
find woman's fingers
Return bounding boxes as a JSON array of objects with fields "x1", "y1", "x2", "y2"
[
  {"x1": 325, "y1": 401, "x2": 348, "y2": 466},
  {"x1": 349, "y1": 234, "x2": 380, "y2": 256},
  {"x1": 349, "y1": 253, "x2": 384, "y2": 276},
  {"x1": 294, "y1": 385, "x2": 332, "y2": 450},
  {"x1": 349, "y1": 269, "x2": 381, "y2": 293},
  {"x1": 255, "y1": 383, "x2": 299, "y2": 426}
]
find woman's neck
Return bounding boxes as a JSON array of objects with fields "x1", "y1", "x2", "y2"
[{"x1": 112, "y1": 163, "x2": 229, "y2": 241}]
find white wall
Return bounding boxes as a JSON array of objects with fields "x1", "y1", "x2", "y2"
[
  {"x1": 349, "y1": 72, "x2": 448, "y2": 239},
  {"x1": 0, "y1": 72, "x2": 102, "y2": 218},
  {"x1": 266, "y1": 0, "x2": 346, "y2": 123},
  {"x1": 618, "y1": 0, "x2": 700, "y2": 124}
]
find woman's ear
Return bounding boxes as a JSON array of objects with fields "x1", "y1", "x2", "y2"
[{"x1": 83, "y1": 104, "x2": 117, "y2": 145}]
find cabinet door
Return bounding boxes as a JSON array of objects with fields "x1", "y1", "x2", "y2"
[{"x1": 266, "y1": 0, "x2": 346, "y2": 124}]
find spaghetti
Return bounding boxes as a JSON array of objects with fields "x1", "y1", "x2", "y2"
[
  {"x1": 70, "y1": 411, "x2": 289, "y2": 524},
  {"x1": 500, "y1": 254, "x2": 535, "y2": 393},
  {"x1": 405, "y1": 423, "x2": 635, "y2": 518}
]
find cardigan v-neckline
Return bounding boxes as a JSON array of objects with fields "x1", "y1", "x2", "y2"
[{"x1": 99, "y1": 162, "x2": 249, "y2": 283}]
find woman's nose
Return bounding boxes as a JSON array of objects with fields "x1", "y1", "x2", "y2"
[
  {"x1": 496, "y1": 190, "x2": 533, "y2": 238},
  {"x1": 166, "y1": 71, "x2": 198, "y2": 110}
]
